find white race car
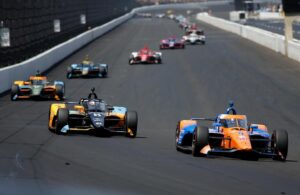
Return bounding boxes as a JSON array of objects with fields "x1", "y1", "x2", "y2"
[{"x1": 183, "y1": 33, "x2": 206, "y2": 45}]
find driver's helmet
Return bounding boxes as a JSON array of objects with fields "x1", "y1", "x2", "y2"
[{"x1": 89, "y1": 100, "x2": 96, "y2": 106}]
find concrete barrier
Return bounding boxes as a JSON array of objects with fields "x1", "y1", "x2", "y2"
[
  {"x1": 288, "y1": 40, "x2": 300, "y2": 62},
  {"x1": 196, "y1": 13, "x2": 300, "y2": 62},
  {"x1": 0, "y1": 12, "x2": 133, "y2": 94}
]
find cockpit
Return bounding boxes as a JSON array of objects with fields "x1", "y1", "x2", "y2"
[
  {"x1": 81, "y1": 99, "x2": 106, "y2": 112},
  {"x1": 217, "y1": 115, "x2": 248, "y2": 129},
  {"x1": 30, "y1": 79, "x2": 47, "y2": 85},
  {"x1": 140, "y1": 50, "x2": 149, "y2": 55}
]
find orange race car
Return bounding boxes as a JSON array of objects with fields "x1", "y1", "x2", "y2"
[
  {"x1": 175, "y1": 102, "x2": 288, "y2": 161},
  {"x1": 11, "y1": 72, "x2": 65, "y2": 101}
]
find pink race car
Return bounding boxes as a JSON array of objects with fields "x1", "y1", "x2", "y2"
[{"x1": 159, "y1": 37, "x2": 185, "y2": 49}]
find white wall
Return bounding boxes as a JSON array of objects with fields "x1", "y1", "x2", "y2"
[
  {"x1": 197, "y1": 13, "x2": 300, "y2": 61},
  {"x1": 0, "y1": 12, "x2": 132, "y2": 94}
]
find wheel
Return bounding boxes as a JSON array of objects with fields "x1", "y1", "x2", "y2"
[
  {"x1": 175, "y1": 122, "x2": 181, "y2": 151},
  {"x1": 55, "y1": 108, "x2": 69, "y2": 134},
  {"x1": 192, "y1": 125, "x2": 209, "y2": 157},
  {"x1": 156, "y1": 58, "x2": 162, "y2": 64},
  {"x1": 129, "y1": 58, "x2": 134, "y2": 65},
  {"x1": 11, "y1": 84, "x2": 19, "y2": 101},
  {"x1": 99, "y1": 66, "x2": 108, "y2": 77},
  {"x1": 55, "y1": 85, "x2": 64, "y2": 100},
  {"x1": 125, "y1": 111, "x2": 138, "y2": 138},
  {"x1": 272, "y1": 130, "x2": 288, "y2": 161},
  {"x1": 182, "y1": 45, "x2": 185, "y2": 49},
  {"x1": 67, "y1": 67, "x2": 73, "y2": 79},
  {"x1": 202, "y1": 41, "x2": 206, "y2": 45}
]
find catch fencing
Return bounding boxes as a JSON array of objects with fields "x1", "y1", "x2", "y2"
[{"x1": 0, "y1": 0, "x2": 137, "y2": 67}]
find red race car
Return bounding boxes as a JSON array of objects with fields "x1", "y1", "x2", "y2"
[{"x1": 129, "y1": 46, "x2": 162, "y2": 65}]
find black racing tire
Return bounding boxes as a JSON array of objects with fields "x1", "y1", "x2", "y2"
[
  {"x1": 99, "y1": 66, "x2": 108, "y2": 77},
  {"x1": 55, "y1": 108, "x2": 69, "y2": 135},
  {"x1": 67, "y1": 67, "x2": 73, "y2": 79},
  {"x1": 55, "y1": 85, "x2": 64, "y2": 100},
  {"x1": 192, "y1": 125, "x2": 209, "y2": 157},
  {"x1": 155, "y1": 58, "x2": 162, "y2": 64},
  {"x1": 125, "y1": 111, "x2": 138, "y2": 138},
  {"x1": 272, "y1": 130, "x2": 288, "y2": 161},
  {"x1": 11, "y1": 84, "x2": 19, "y2": 101},
  {"x1": 175, "y1": 122, "x2": 181, "y2": 151},
  {"x1": 202, "y1": 41, "x2": 206, "y2": 45},
  {"x1": 129, "y1": 58, "x2": 134, "y2": 65},
  {"x1": 67, "y1": 73, "x2": 72, "y2": 79}
]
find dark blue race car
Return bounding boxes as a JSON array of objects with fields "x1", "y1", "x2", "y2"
[{"x1": 67, "y1": 56, "x2": 108, "y2": 79}]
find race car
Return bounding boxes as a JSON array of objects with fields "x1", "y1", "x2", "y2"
[
  {"x1": 175, "y1": 102, "x2": 288, "y2": 161},
  {"x1": 185, "y1": 23, "x2": 199, "y2": 32},
  {"x1": 183, "y1": 32, "x2": 206, "y2": 45},
  {"x1": 129, "y1": 46, "x2": 162, "y2": 65},
  {"x1": 11, "y1": 72, "x2": 65, "y2": 101},
  {"x1": 185, "y1": 29, "x2": 204, "y2": 35},
  {"x1": 67, "y1": 55, "x2": 108, "y2": 79},
  {"x1": 48, "y1": 88, "x2": 138, "y2": 137},
  {"x1": 179, "y1": 21, "x2": 189, "y2": 30},
  {"x1": 159, "y1": 37, "x2": 185, "y2": 49}
]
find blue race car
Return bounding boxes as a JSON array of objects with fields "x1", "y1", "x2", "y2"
[{"x1": 67, "y1": 56, "x2": 108, "y2": 79}]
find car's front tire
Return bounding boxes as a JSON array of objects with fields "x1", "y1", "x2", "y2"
[
  {"x1": 129, "y1": 58, "x2": 134, "y2": 65},
  {"x1": 272, "y1": 130, "x2": 288, "y2": 161},
  {"x1": 11, "y1": 84, "x2": 19, "y2": 101},
  {"x1": 192, "y1": 125, "x2": 209, "y2": 157},
  {"x1": 125, "y1": 111, "x2": 138, "y2": 138},
  {"x1": 55, "y1": 108, "x2": 69, "y2": 135},
  {"x1": 99, "y1": 66, "x2": 108, "y2": 77}
]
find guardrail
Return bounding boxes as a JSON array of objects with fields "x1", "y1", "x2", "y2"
[{"x1": 196, "y1": 13, "x2": 300, "y2": 63}]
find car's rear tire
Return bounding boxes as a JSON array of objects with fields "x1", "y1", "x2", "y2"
[
  {"x1": 11, "y1": 84, "x2": 19, "y2": 101},
  {"x1": 55, "y1": 85, "x2": 64, "y2": 100},
  {"x1": 125, "y1": 111, "x2": 138, "y2": 138},
  {"x1": 272, "y1": 130, "x2": 288, "y2": 161},
  {"x1": 55, "y1": 108, "x2": 69, "y2": 135},
  {"x1": 192, "y1": 125, "x2": 209, "y2": 157},
  {"x1": 99, "y1": 66, "x2": 108, "y2": 77}
]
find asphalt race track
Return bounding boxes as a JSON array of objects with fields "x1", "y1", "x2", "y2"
[{"x1": 1, "y1": 14, "x2": 300, "y2": 195}]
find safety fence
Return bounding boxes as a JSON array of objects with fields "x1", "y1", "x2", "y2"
[{"x1": 0, "y1": 0, "x2": 137, "y2": 67}]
